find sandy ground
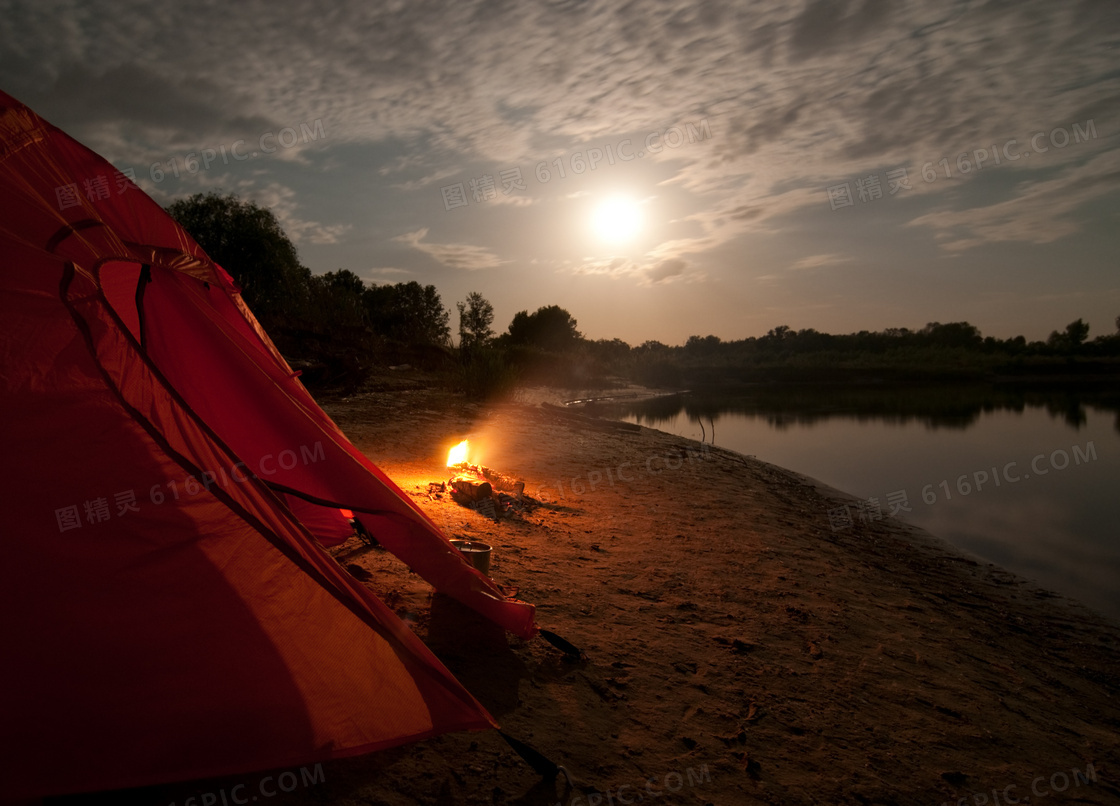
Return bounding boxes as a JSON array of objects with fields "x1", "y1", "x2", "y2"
[{"x1": 54, "y1": 377, "x2": 1119, "y2": 806}]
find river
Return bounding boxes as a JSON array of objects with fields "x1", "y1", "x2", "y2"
[{"x1": 594, "y1": 383, "x2": 1120, "y2": 622}]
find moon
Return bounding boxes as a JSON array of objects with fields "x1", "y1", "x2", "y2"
[{"x1": 591, "y1": 196, "x2": 643, "y2": 243}]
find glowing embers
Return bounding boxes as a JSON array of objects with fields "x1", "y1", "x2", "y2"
[{"x1": 442, "y1": 439, "x2": 529, "y2": 521}]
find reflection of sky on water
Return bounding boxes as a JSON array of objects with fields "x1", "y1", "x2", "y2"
[{"x1": 615, "y1": 395, "x2": 1119, "y2": 623}]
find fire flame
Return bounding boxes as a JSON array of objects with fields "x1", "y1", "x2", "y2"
[{"x1": 447, "y1": 439, "x2": 469, "y2": 467}]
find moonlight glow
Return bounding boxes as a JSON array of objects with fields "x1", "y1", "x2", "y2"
[{"x1": 591, "y1": 196, "x2": 642, "y2": 243}]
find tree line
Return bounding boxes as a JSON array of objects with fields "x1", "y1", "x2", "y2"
[
  {"x1": 166, "y1": 192, "x2": 1120, "y2": 393},
  {"x1": 165, "y1": 193, "x2": 582, "y2": 391}
]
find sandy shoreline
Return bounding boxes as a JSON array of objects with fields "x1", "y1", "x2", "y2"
[{"x1": 54, "y1": 380, "x2": 1119, "y2": 806}]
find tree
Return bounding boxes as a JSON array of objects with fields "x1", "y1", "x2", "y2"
[
  {"x1": 165, "y1": 192, "x2": 309, "y2": 320},
  {"x1": 506, "y1": 305, "x2": 582, "y2": 352},
  {"x1": 1064, "y1": 318, "x2": 1090, "y2": 347},
  {"x1": 456, "y1": 291, "x2": 495, "y2": 353},
  {"x1": 364, "y1": 281, "x2": 450, "y2": 346},
  {"x1": 307, "y1": 269, "x2": 367, "y2": 330},
  {"x1": 586, "y1": 337, "x2": 631, "y2": 370},
  {"x1": 685, "y1": 335, "x2": 721, "y2": 354},
  {"x1": 1043, "y1": 315, "x2": 1088, "y2": 351},
  {"x1": 1049, "y1": 318, "x2": 1090, "y2": 353},
  {"x1": 920, "y1": 321, "x2": 983, "y2": 349}
]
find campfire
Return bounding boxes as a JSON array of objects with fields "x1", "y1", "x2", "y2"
[{"x1": 441, "y1": 440, "x2": 528, "y2": 520}]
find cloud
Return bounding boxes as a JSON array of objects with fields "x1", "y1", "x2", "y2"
[
  {"x1": 570, "y1": 254, "x2": 704, "y2": 286},
  {"x1": 487, "y1": 193, "x2": 537, "y2": 207},
  {"x1": 244, "y1": 183, "x2": 351, "y2": 245},
  {"x1": 389, "y1": 167, "x2": 462, "y2": 191},
  {"x1": 393, "y1": 228, "x2": 507, "y2": 271},
  {"x1": 643, "y1": 258, "x2": 689, "y2": 284},
  {"x1": 365, "y1": 267, "x2": 413, "y2": 278},
  {"x1": 907, "y1": 148, "x2": 1120, "y2": 251},
  {"x1": 4, "y1": 0, "x2": 1117, "y2": 264},
  {"x1": 378, "y1": 153, "x2": 434, "y2": 176},
  {"x1": 571, "y1": 257, "x2": 637, "y2": 279},
  {"x1": 789, "y1": 253, "x2": 850, "y2": 270}
]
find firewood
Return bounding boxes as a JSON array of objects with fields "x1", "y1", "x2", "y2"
[{"x1": 450, "y1": 475, "x2": 493, "y2": 502}]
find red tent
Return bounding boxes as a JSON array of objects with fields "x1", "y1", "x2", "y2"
[{"x1": 0, "y1": 90, "x2": 536, "y2": 799}]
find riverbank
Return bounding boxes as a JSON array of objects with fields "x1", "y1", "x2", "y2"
[
  {"x1": 60, "y1": 378, "x2": 1120, "y2": 806},
  {"x1": 315, "y1": 381, "x2": 1120, "y2": 804}
]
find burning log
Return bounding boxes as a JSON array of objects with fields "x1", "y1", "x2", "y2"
[
  {"x1": 448, "y1": 475, "x2": 500, "y2": 521},
  {"x1": 449, "y1": 475, "x2": 493, "y2": 503},
  {"x1": 479, "y1": 466, "x2": 525, "y2": 499},
  {"x1": 443, "y1": 439, "x2": 533, "y2": 520}
]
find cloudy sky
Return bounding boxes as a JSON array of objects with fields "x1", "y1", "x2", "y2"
[{"x1": 2, "y1": 0, "x2": 1118, "y2": 345}]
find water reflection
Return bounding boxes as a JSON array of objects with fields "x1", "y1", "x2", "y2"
[
  {"x1": 593, "y1": 383, "x2": 1120, "y2": 435},
  {"x1": 595, "y1": 382, "x2": 1120, "y2": 622}
]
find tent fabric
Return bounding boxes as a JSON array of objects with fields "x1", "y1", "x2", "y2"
[
  {"x1": 135, "y1": 261, "x2": 536, "y2": 637},
  {"x1": 0, "y1": 89, "x2": 533, "y2": 799}
]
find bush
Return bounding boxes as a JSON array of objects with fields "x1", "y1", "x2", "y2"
[{"x1": 454, "y1": 347, "x2": 521, "y2": 399}]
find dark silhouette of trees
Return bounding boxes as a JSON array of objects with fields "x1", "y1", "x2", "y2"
[
  {"x1": 165, "y1": 193, "x2": 459, "y2": 388},
  {"x1": 166, "y1": 192, "x2": 309, "y2": 321},
  {"x1": 615, "y1": 317, "x2": 1120, "y2": 387},
  {"x1": 457, "y1": 291, "x2": 495, "y2": 353},
  {"x1": 1049, "y1": 319, "x2": 1090, "y2": 352},
  {"x1": 308, "y1": 269, "x2": 367, "y2": 330},
  {"x1": 588, "y1": 338, "x2": 631, "y2": 362},
  {"x1": 364, "y1": 281, "x2": 450, "y2": 347},
  {"x1": 920, "y1": 321, "x2": 983, "y2": 349},
  {"x1": 506, "y1": 305, "x2": 581, "y2": 352},
  {"x1": 153, "y1": 194, "x2": 1120, "y2": 391},
  {"x1": 685, "y1": 335, "x2": 722, "y2": 355}
]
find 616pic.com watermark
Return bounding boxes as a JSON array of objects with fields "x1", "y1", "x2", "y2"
[
  {"x1": 555, "y1": 764, "x2": 712, "y2": 806},
  {"x1": 146, "y1": 119, "x2": 326, "y2": 183},
  {"x1": 825, "y1": 118, "x2": 1097, "y2": 211},
  {"x1": 535, "y1": 443, "x2": 713, "y2": 501},
  {"x1": 167, "y1": 762, "x2": 324, "y2": 806},
  {"x1": 940, "y1": 762, "x2": 1098, "y2": 806},
  {"x1": 53, "y1": 120, "x2": 327, "y2": 211},
  {"x1": 827, "y1": 441, "x2": 1098, "y2": 532},
  {"x1": 52, "y1": 441, "x2": 328, "y2": 534}
]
